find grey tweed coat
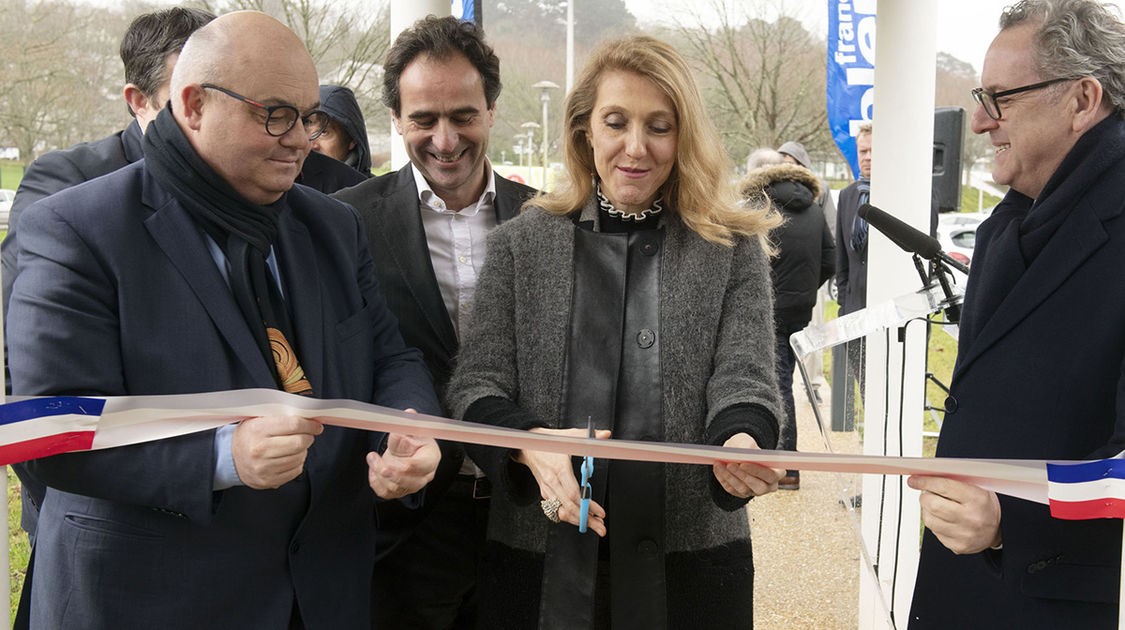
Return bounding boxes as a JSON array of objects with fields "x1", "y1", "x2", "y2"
[{"x1": 447, "y1": 199, "x2": 782, "y2": 556}]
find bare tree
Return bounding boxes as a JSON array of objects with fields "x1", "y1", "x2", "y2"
[
  {"x1": 669, "y1": 0, "x2": 831, "y2": 165},
  {"x1": 484, "y1": 0, "x2": 638, "y2": 168},
  {"x1": 0, "y1": 0, "x2": 128, "y2": 162},
  {"x1": 198, "y1": 0, "x2": 391, "y2": 160}
]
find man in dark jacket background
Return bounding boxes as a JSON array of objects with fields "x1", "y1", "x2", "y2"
[{"x1": 741, "y1": 149, "x2": 835, "y2": 490}]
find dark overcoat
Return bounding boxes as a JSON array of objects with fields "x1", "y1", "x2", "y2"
[
  {"x1": 8, "y1": 161, "x2": 440, "y2": 629},
  {"x1": 909, "y1": 119, "x2": 1125, "y2": 629}
]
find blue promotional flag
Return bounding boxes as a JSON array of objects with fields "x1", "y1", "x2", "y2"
[
  {"x1": 827, "y1": 0, "x2": 877, "y2": 179},
  {"x1": 453, "y1": 0, "x2": 477, "y2": 24}
]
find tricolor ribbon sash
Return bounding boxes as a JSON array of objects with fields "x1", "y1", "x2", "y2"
[
  {"x1": 1047, "y1": 460, "x2": 1125, "y2": 519},
  {"x1": 0, "y1": 388, "x2": 1097, "y2": 509},
  {"x1": 0, "y1": 397, "x2": 104, "y2": 465}
]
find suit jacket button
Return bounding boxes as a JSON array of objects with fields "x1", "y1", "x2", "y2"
[
  {"x1": 944, "y1": 396, "x2": 958, "y2": 414},
  {"x1": 637, "y1": 539, "x2": 659, "y2": 557},
  {"x1": 637, "y1": 329, "x2": 656, "y2": 348},
  {"x1": 290, "y1": 541, "x2": 301, "y2": 554}
]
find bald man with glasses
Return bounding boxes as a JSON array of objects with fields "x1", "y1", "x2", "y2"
[{"x1": 7, "y1": 12, "x2": 441, "y2": 629}]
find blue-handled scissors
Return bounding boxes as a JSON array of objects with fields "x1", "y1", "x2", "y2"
[{"x1": 579, "y1": 416, "x2": 595, "y2": 533}]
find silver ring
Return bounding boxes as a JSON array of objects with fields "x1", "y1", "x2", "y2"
[{"x1": 540, "y1": 498, "x2": 562, "y2": 523}]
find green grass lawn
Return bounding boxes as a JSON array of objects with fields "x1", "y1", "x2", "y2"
[
  {"x1": 822, "y1": 299, "x2": 955, "y2": 458},
  {"x1": 8, "y1": 470, "x2": 29, "y2": 616},
  {"x1": 0, "y1": 162, "x2": 24, "y2": 191},
  {"x1": 960, "y1": 185, "x2": 1002, "y2": 212}
]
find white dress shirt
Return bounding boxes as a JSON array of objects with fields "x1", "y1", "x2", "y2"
[
  {"x1": 412, "y1": 162, "x2": 498, "y2": 476},
  {"x1": 412, "y1": 161, "x2": 498, "y2": 342}
]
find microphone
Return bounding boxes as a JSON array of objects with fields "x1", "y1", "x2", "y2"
[{"x1": 857, "y1": 204, "x2": 970, "y2": 274}]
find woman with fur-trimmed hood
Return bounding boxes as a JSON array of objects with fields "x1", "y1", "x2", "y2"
[{"x1": 739, "y1": 157, "x2": 835, "y2": 490}]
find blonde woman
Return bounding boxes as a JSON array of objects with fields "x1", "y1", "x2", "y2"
[{"x1": 448, "y1": 35, "x2": 783, "y2": 629}]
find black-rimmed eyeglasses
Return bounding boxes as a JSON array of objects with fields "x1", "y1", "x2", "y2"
[
  {"x1": 201, "y1": 84, "x2": 329, "y2": 140},
  {"x1": 971, "y1": 78, "x2": 1072, "y2": 120}
]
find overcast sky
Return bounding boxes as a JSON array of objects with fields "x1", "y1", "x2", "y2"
[
  {"x1": 622, "y1": 0, "x2": 1026, "y2": 74},
  {"x1": 75, "y1": 0, "x2": 1116, "y2": 76}
]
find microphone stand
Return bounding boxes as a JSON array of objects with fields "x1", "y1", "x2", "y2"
[
  {"x1": 910, "y1": 253, "x2": 963, "y2": 324},
  {"x1": 910, "y1": 253, "x2": 929, "y2": 288},
  {"x1": 929, "y1": 258, "x2": 962, "y2": 325}
]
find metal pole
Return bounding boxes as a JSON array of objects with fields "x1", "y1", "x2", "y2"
[
  {"x1": 541, "y1": 95, "x2": 549, "y2": 190},
  {"x1": 533, "y1": 82, "x2": 558, "y2": 190},
  {"x1": 520, "y1": 121, "x2": 540, "y2": 186},
  {"x1": 566, "y1": 0, "x2": 574, "y2": 93}
]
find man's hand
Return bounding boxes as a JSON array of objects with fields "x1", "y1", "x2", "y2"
[
  {"x1": 712, "y1": 432, "x2": 785, "y2": 498},
  {"x1": 908, "y1": 475, "x2": 1002, "y2": 554},
  {"x1": 367, "y1": 433, "x2": 441, "y2": 499},
  {"x1": 231, "y1": 415, "x2": 323, "y2": 489}
]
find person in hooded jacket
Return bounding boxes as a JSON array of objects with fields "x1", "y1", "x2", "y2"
[
  {"x1": 740, "y1": 149, "x2": 835, "y2": 490},
  {"x1": 777, "y1": 141, "x2": 837, "y2": 237},
  {"x1": 313, "y1": 84, "x2": 373, "y2": 176}
]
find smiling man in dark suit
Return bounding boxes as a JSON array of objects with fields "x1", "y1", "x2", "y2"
[
  {"x1": 908, "y1": 1, "x2": 1125, "y2": 627},
  {"x1": 333, "y1": 15, "x2": 535, "y2": 630},
  {"x1": 8, "y1": 12, "x2": 441, "y2": 628}
]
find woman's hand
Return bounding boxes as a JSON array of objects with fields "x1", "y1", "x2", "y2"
[
  {"x1": 515, "y1": 427, "x2": 612, "y2": 536},
  {"x1": 712, "y1": 432, "x2": 785, "y2": 498}
]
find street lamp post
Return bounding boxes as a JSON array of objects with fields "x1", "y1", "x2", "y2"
[
  {"x1": 520, "y1": 121, "x2": 541, "y2": 186},
  {"x1": 532, "y1": 80, "x2": 559, "y2": 191}
]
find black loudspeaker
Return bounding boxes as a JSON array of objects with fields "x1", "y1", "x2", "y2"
[{"x1": 933, "y1": 106, "x2": 965, "y2": 213}]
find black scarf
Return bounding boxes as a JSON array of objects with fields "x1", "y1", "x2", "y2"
[
  {"x1": 958, "y1": 114, "x2": 1125, "y2": 351},
  {"x1": 143, "y1": 106, "x2": 313, "y2": 395}
]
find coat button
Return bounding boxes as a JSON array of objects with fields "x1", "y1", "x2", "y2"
[
  {"x1": 637, "y1": 329, "x2": 656, "y2": 348},
  {"x1": 291, "y1": 542, "x2": 301, "y2": 554},
  {"x1": 944, "y1": 396, "x2": 958, "y2": 414},
  {"x1": 637, "y1": 539, "x2": 659, "y2": 557},
  {"x1": 640, "y1": 239, "x2": 659, "y2": 256},
  {"x1": 1027, "y1": 560, "x2": 1047, "y2": 574}
]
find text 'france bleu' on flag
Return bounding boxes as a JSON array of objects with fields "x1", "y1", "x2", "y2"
[
  {"x1": 1046, "y1": 459, "x2": 1125, "y2": 520},
  {"x1": 0, "y1": 397, "x2": 104, "y2": 466}
]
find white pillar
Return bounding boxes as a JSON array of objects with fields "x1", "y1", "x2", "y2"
[
  {"x1": 389, "y1": 0, "x2": 451, "y2": 170},
  {"x1": 857, "y1": 1, "x2": 936, "y2": 628}
]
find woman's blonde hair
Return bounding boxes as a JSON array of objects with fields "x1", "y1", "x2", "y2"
[{"x1": 531, "y1": 34, "x2": 780, "y2": 248}]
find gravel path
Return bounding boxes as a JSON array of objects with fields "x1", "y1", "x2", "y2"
[{"x1": 749, "y1": 378, "x2": 865, "y2": 629}]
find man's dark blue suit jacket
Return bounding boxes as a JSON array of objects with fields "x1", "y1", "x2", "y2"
[{"x1": 7, "y1": 160, "x2": 439, "y2": 629}]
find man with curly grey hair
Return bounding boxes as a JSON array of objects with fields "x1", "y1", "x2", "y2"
[{"x1": 908, "y1": 1, "x2": 1125, "y2": 626}]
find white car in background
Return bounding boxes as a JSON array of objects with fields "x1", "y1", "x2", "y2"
[
  {"x1": 936, "y1": 209, "x2": 992, "y2": 284},
  {"x1": 0, "y1": 189, "x2": 15, "y2": 231}
]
